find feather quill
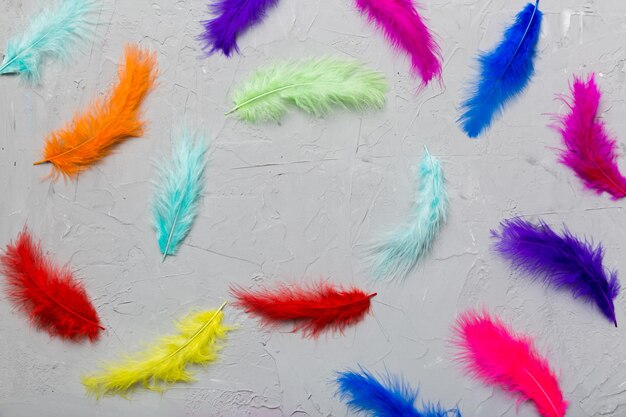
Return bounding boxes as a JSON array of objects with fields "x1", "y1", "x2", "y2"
[
  {"x1": 0, "y1": 0, "x2": 97, "y2": 84},
  {"x1": 0, "y1": 228, "x2": 103, "y2": 342},
  {"x1": 368, "y1": 148, "x2": 448, "y2": 282},
  {"x1": 152, "y1": 129, "x2": 208, "y2": 261},
  {"x1": 458, "y1": 1, "x2": 542, "y2": 138},
  {"x1": 553, "y1": 74, "x2": 626, "y2": 199},
  {"x1": 34, "y1": 44, "x2": 158, "y2": 179},
  {"x1": 82, "y1": 302, "x2": 229, "y2": 398},
  {"x1": 230, "y1": 281, "x2": 376, "y2": 338},
  {"x1": 492, "y1": 217, "x2": 620, "y2": 326},
  {"x1": 337, "y1": 367, "x2": 461, "y2": 417},
  {"x1": 226, "y1": 57, "x2": 387, "y2": 122},
  {"x1": 354, "y1": 0, "x2": 441, "y2": 85},
  {"x1": 453, "y1": 310, "x2": 567, "y2": 417},
  {"x1": 200, "y1": 0, "x2": 279, "y2": 57}
]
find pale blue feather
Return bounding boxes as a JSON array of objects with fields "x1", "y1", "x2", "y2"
[
  {"x1": 368, "y1": 148, "x2": 448, "y2": 282},
  {"x1": 0, "y1": 0, "x2": 97, "y2": 84},
  {"x1": 152, "y1": 129, "x2": 208, "y2": 260}
]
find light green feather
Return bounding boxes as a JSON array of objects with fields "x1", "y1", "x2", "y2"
[
  {"x1": 227, "y1": 57, "x2": 388, "y2": 122},
  {"x1": 368, "y1": 148, "x2": 449, "y2": 282}
]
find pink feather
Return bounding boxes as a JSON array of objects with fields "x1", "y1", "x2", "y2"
[
  {"x1": 354, "y1": 0, "x2": 442, "y2": 85},
  {"x1": 554, "y1": 74, "x2": 626, "y2": 199},
  {"x1": 453, "y1": 310, "x2": 567, "y2": 417}
]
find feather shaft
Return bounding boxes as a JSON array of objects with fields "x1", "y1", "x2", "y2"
[
  {"x1": 553, "y1": 74, "x2": 626, "y2": 199},
  {"x1": 0, "y1": 0, "x2": 97, "y2": 84},
  {"x1": 0, "y1": 228, "x2": 103, "y2": 341},
  {"x1": 228, "y1": 57, "x2": 387, "y2": 122},
  {"x1": 152, "y1": 129, "x2": 208, "y2": 260},
  {"x1": 458, "y1": 1, "x2": 542, "y2": 137},
  {"x1": 34, "y1": 44, "x2": 158, "y2": 178},
  {"x1": 492, "y1": 218, "x2": 620, "y2": 326},
  {"x1": 82, "y1": 301, "x2": 229, "y2": 397},
  {"x1": 453, "y1": 310, "x2": 567, "y2": 417},
  {"x1": 231, "y1": 281, "x2": 375, "y2": 338},
  {"x1": 368, "y1": 148, "x2": 448, "y2": 282}
]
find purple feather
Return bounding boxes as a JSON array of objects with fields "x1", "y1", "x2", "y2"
[
  {"x1": 199, "y1": 0, "x2": 279, "y2": 57},
  {"x1": 492, "y1": 218, "x2": 620, "y2": 327}
]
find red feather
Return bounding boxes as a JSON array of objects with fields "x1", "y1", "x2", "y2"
[
  {"x1": 453, "y1": 310, "x2": 567, "y2": 417},
  {"x1": 0, "y1": 228, "x2": 104, "y2": 342},
  {"x1": 231, "y1": 281, "x2": 376, "y2": 338}
]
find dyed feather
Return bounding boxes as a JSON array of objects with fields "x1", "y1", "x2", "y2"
[
  {"x1": 226, "y1": 57, "x2": 387, "y2": 122},
  {"x1": 200, "y1": 0, "x2": 279, "y2": 57},
  {"x1": 230, "y1": 281, "x2": 376, "y2": 338},
  {"x1": 354, "y1": 0, "x2": 441, "y2": 85},
  {"x1": 453, "y1": 310, "x2": 567, "y2": 417},
  {"x1": 368, "y1": 148, "x2": 448, "y2": 282},
  {"x1": 0, "y1": 228, "x2": 103, "y2": 342},
  {"x1": 337, "y1": 367, "x2": 461, "y2": 417},
  {"x1": 0, "y1": 0, "x2": 97, "y2": 84},
  {"x1": 553, "y1": 74, "x2": 626, "y2": 199},
  {"x1": 152, "y1": 129, "x2": 208, "y2": 261},
  {"x1": 82, "y1": 302, "x2": 229, "y2": 398},
  {"x1": 34, "y1": 44, "x2": 158, "y2": 179},
  {"x1": 492, "y1": 217, "x2": 620, "y2": 326},
  {"x1": 458, "y1": 1, "x2": 542, "y2": 138}
]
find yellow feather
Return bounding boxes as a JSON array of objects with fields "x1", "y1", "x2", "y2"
[{"x1": 82, "y1": 302, "x2": 230, "y2": 398}]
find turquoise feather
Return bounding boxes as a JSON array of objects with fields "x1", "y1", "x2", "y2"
[
  {"x1": 0, "y1": 0, "x2": 97, "y2": 84},
  {"x1": 368, "y1": 148, "x2": 448, "y2": 282},
  {"x1": 152, "y1": 129, "x2": 208, "y2": 261}
]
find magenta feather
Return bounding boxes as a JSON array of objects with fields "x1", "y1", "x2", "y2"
[
  {"x1": 453, "y1": 310, "x2": 567, "y2": 417},
  {"x1": 553, "y1": 74, "x2": 626, "y2": 199},
  {"x1": 354, "y1": 0, "x2": 442, "y2": 85}
]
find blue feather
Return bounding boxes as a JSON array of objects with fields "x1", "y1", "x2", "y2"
[
  {"x1": 458, "y1": 1, "x2": 542, "y2": 138},
  {"x1": 368, "y1": 148, "x2": 448, "y2": 282},
  {"x1": 336, "y1": 367, "x2": 461, "y2": 417},
  {"x1": 152, "y1": 129, "x2": 208, "y2": 261},
  {"x1": 0, "y1": 0, "x2": 97, "y2": 84}
]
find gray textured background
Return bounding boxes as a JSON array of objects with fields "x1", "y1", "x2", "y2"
[{"x1": 1, "y1": 0, "x2": 625, "y2": 416}]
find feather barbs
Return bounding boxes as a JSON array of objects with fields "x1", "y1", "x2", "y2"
[
  {"x1": 226, "y1": 57, "x2": 387, "y2": 122},
  {"x1": 553, "y1": 74, "x2": 626, "y2": 199},
  {"x1": 453, "y1": 310, "x2": 567, "y2": 417},
  {"x1": 458, "y1": 1, "x2": 542, "y2": 138},
  {"x1": 231, "y1": 281, "x2": 376, "y2": 338},
  {"x1": 0, "y1": 0, "x2": 98, "y2": 84},
  {"x1": 152, "y1": 128, "x2": 208, "y2": 261},
  {"x1": 367, "y1": 148, "x2": 448, "y2": 282},
  {"x1": 82, "y1": 301, "x2": 229, "y2": 398},
  {"x1": 0, "y1": 227, "x2": 103, "y2": 342},
  {"x1": 354, "y1": 0, "x2": 442, "y2": 86},
  {"x1": 34, "y1": 44, "x2": 158, "y2": 178}
]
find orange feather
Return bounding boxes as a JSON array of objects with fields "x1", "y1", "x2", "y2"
[{"x1": 34, "y1": 44, "x2": 158, "y2": 179}]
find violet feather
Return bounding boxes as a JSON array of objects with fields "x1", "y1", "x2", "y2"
[
  {"x1": 492, "y1": 218, "x2": 620, "y2": 326},
  {"x1": 553, "y1": 74, "x2": 626, "y2": 199},
  {"x1": 199, "y1": 0, "x2": 279, "y2": 57}
]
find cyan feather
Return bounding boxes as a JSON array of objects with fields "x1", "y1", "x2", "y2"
[
  {"x1": 226, "y1": 57, "x2": 387, "y2": 123},
  {"x1": 336, "y1": 367, "x2": 461, "y2": 417},
  {"x1": 368, "y1": 148, "x2": 448, "y2": 282},
  {"x1": 458, "y1": 1, "x2": 542, "y2": 138},
  {"x1": 152, "y1": 128, "x2": 208, "y2": 261},
  {"x1": 0, "y1": 0, "x2": 97, "y2": 84}
]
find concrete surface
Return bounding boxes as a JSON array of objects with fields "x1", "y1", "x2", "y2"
[{"x1": 1, "y1": 0, "x2": 625, "y2": 416}]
